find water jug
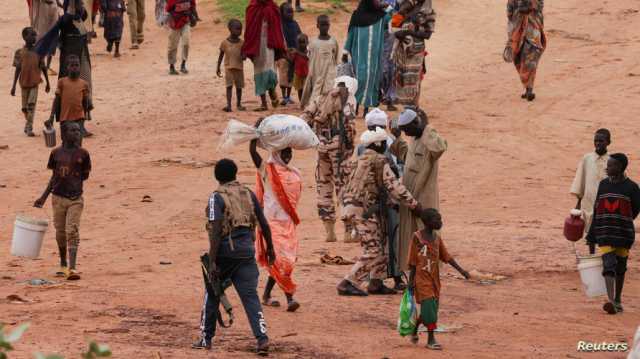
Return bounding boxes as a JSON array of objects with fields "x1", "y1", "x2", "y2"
[
  {"x1": 43, "y1": 126, "x2": 56, "y2": 148},
  {"x1": 564, "y1": 209, "x2": 585, "y2": 242}
]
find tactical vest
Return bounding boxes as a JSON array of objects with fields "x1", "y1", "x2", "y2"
[
  {"x1": 343, "y1": 149, "x2": 388, "y2": 209},
  {"x1": 312, "y1": 94, "x2": 350, "y2": 138},
  {"x1": 216, "y1": 181, "x2": 257, "y2": 238}
]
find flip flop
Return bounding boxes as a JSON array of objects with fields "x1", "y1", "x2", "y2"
[
  {"x1": 262, "y1": 298, "x2": 281, "y2": 307},
  {"x1": 237, "y1": 106, "x2": 247, "y2": 111},
  {"x1": 254, "y1": 106, "x2": 268, "y2": 112},
  {"x1": 426, "y1": 343, "x2": 443, "y2": 350},
  {"x1": 222, "y1": 106, "x2": 232, "y2": 112},
  {"x1": 66, "y1": 270, "x2": 81, "y2": 281}
]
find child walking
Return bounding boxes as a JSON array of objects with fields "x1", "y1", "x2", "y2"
[
  {"x1": 166, "y1": 0, "x2": 196, "y2": 75},
  {"x1": 587, "y1": 153, "x2": 640, "y2": 314},
  {"x1": 217, "y1": 19, "x2": 246, "y2": 112},
  {"x1": 11, "y1": 27, "x2": 51, "y2": 137},
  {"x1": 291, "y1": 34, "x2": 309, "y2": 103},
  {"x1": 278, "y1": 2, "x2": 301, "y2": 105},
  {"x1": 34, "y1": 121, "x2": 92, "y2": 281},
  {"x1": 101, "y1": 0, "x2": 126, "y2": 58},
  {"x1": 45, "y1": 55, "x2": 92, "y2": 138},
  {"x1": 408, "y1": 208, "x2": 470, "y2": 350}
]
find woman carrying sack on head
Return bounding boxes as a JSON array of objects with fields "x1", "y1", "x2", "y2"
[{"x1": 250, "y1": 119, "x2": 303, "y2": 312}]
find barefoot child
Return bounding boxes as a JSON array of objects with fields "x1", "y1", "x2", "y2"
[
  {"x1": 278, "y1": 2, "x2": 301, "y2": 105},
  {"x1": 11, "y1": 27, "x2": 51, "y2": 137},
  {"x1": 217, "y1": 19, "x2": 246, "y2": 112},
  {"x1": 34, "y1": 121, "x2": 91, "y2": 281},
  {"x1": 300, "y1": 14, "x2": 338, "y2": 108},
  {"x1": 291, "y1": 34, "x2": 309, "y2": 103},
  {"x1": 45, "y1": 55, "x2": 92, "y2": 138},
  {"x1": 408, "y1": 208, "x2": 470, "y2": 350},
  {"x1": 100, "y1": 0, "x2": 126, "y2": 58}
]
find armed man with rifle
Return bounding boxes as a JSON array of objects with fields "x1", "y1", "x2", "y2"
[
  {"x1": 353, "y1": 108, "x2": 409, "y2": 291},
  {"x1": 192, "y1": 159, "x2": 275, "y2": 356},
  {"x1": 301, "y1": 76, "x2": 357, "y2": 243},
  {"x1": 337, "y1": 127, "x2": 422, "y2": 296}
]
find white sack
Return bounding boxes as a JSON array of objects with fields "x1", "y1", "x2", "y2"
[{"x1": 218, "y1": 115, "x2": 319, "y2": 152}]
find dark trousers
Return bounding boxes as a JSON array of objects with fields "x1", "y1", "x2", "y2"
[{"x1": 200, "y1": 257, "x2": 268, "y2": 342}]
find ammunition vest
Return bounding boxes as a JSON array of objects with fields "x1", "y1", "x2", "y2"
[{"x1": 216, "y1": 181, "x2": 257, "y2": 238}]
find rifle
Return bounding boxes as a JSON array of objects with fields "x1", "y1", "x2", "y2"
[
  {"x1": 200, "y1": 253, "x2": 234, "y2": 328},
  {"x1": 336, "y1": 106, "x2": 351, "y2": 183}
]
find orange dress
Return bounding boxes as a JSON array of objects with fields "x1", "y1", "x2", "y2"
[{"x1": 255, "y1": 160, "x2": 302, "y2": 295}]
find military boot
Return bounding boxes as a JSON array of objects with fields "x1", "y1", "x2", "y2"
[{"x1": 323, "y1": 220, "x2": 336, "y2": 242}]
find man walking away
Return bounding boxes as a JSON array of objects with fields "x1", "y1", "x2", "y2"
[
  {"x1": 127, "y1": 0, "x2": 145, "y2": 49},
  {"x1": 193, "y1": 159, "x2": 275, "y2": 356}
]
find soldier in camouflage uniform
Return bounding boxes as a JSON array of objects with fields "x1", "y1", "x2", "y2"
[
  {"x1": 337, "y1": 128, "x2": 421, "y2": 296},
  {"x1": 302, "y1": 76, "x2": 357, "y2": 243}
]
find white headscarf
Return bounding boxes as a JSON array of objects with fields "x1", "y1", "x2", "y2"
[
  {"x1": 365, "y1": 108, "x2": 388, "y2": 128},
  {"x1": 360, "y1": 127, "x2": 389, "y2": 147},
  {"x1": 334, "y1": 76, "x2": 358, "y2": 97}
]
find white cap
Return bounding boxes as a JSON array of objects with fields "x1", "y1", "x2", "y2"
[
  {"x1": 398, "y1": 109, "x2": 418, "y2": 126},
  {"x1": 360, "y1": 127, "x2": 389, "y2": 146},
  {"x1": 365, "y1": 108, "x2": 389, "y2": 128}
]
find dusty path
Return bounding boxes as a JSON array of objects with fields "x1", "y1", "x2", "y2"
[{"x1": 1, "y1": 0, "x2": 640, "y2": 358}]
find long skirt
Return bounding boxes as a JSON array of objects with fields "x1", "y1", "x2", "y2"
[
  {"x1": 253, "y1": 22, "x2": 277, "y2": 96},
  {"x1": 514, "y1": 41, "x2": 542, "y2": 89},
  {"x1": 395, "y1": 51, "x2": 425, "y2": 107},
  {"x1": 103, "y1": 11, "x2": 124, "y2": 42},
  {"x1": 344, "y1": 18, "x2": 386, "y2": 107},
  {"x1": 380, "y1": 30, "x2": 396, "y2": 104}
]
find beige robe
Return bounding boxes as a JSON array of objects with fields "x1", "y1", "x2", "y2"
[
  {"x1": 570, "y1": 152, "x2": 608, "y2": 235},
  {"x1": 396, "y1": 125, "x2": 447, "y2": 271},
  {"x1": 300, "y1": 37, "x2": 339, "y2": 108},
  {"x1": 31, "y1": 0, "x2": 60, "y2": 41}
]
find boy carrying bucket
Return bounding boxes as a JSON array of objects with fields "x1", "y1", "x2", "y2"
[
  {"x1": 34, "y1": 122, "x2": 91, "y2": 280},
  {"x1": 408, "y1": 208, "x2": 470, "y2": 350},
  {"x1": 586, "y1": 153, "x2": 640, "y2": 314}
]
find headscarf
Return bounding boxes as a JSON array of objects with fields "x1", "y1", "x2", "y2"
[
  {"x1": 242, "y1": 0, "x2": 287, "y2": 61},
  {"x1": 334, "y1": 75, "x2": 358, "y2": 96},
  {"x1": 610, "y1": 153, "x2": 629, "y2": 172},
  {"x1": 360, "y1": 127, "x2": 389, "y2": 146},
  {"x1": 365, "y1": 108, "x2": 388, "y2": 127},
  {"x1": 348, "y1": 0, "x2": 387, "y2": 29}
]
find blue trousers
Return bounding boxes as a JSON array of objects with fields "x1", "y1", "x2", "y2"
[{"x1": 200, "y1": 257, "x2": 268, "y2": 343}]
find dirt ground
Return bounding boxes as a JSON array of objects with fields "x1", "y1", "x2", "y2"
[{"x1": 1, "y1": 0, "x2": 640, "y2": 358}]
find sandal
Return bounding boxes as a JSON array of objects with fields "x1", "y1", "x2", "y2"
[
  {"x1": 222, "y1": 106, "x2": 232, "y2": 112},
  {"x1": 262, "y1": 298, "x2": 281, "y2": 307},
  {"x1": 426, "y1": 343, "x2": 443, "y2": 350},
  {"x1": 254, "y1": 106, "x2": 268, "y2": 112},
  {"x1": 237, "y1": 105, "x2": 247, "y2": 111}
]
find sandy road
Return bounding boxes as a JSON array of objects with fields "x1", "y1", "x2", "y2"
[{"x1": 1, "y1": 0, "x2": 640, "y2": 358}]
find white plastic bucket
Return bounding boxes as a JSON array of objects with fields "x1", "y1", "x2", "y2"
[
  {"x1": 577, "y1": 254, "x2": 606, "y2": 298},
  {"x1": 11, "y1": 215, "x2": 48, "y2": 258}
]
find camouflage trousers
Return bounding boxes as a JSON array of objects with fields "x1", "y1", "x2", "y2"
[
  {"x1": 344, "y1": 214, "x2": 388, "y2": 289},
  {"x1": 315, "y1": 145, "x2": 352, "y2": 221}
]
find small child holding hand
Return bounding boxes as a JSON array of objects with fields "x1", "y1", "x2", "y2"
[{"x1": 408, "y1": 208, "x2": 470, "y2": 351}]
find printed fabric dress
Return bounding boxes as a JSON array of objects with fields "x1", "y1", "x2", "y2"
[{"x1": 507, "y1": 0, "x2": 546, "y2": 89}]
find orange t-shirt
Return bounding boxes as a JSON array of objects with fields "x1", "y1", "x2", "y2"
[
  {"x1": 13, "y1": 47, "x2": 44, "y2": 89},
  {"x1": 408, "y1": 230, "x2": 453, "y2": 301},
  {"x1": 56, "y1": 77, "x2": 89, "y2": 122}
]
